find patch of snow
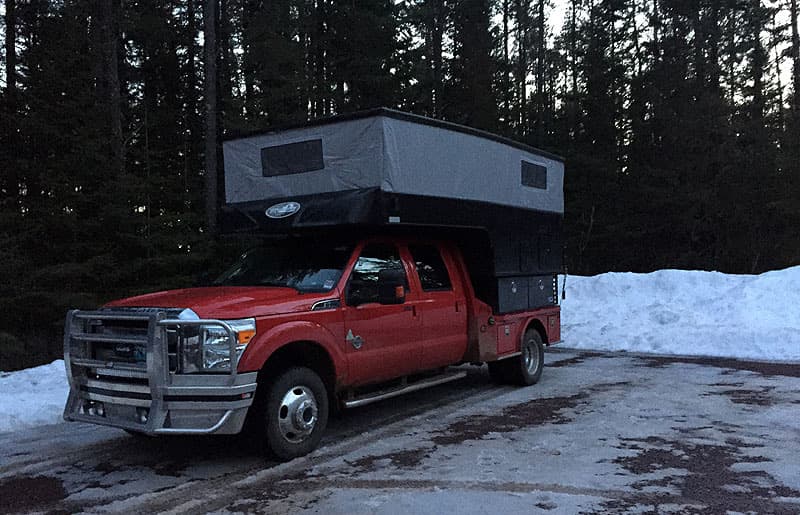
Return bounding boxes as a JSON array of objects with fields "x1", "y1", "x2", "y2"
[
  {"x1": 561, "y1": 266, "x2": 800, "y2": 362},
  {"x1": 0, "y1": 360, "x2": 68, "y2": 434}
]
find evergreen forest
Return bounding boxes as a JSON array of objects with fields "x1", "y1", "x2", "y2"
[{"x1": 1, "y1": 0, "x2": 799, "y2": 370}]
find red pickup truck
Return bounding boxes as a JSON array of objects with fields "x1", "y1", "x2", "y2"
[{"x1": 63, "y1": 109, "x2": 564, "y2": 460}]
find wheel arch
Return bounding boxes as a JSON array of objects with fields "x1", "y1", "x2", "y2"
[
  {"x1": 257, "y1": 340, "x2": 338, "y2": 401},
  {"x1": 523, "y1": 317, "x2": 549, "y2": 345},
  {"x1": 239, "y1": 320, "x2": 346, "y2": 384}
]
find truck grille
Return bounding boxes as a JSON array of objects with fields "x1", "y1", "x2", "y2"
[
  {"x1": 90, "y1": 319, "x2": 148, "y2": 364},
  {"x1": 66, "y1": 308, "x2": 182, "y2": 374}
]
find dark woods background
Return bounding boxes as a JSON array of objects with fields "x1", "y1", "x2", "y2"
[{"x1": 1, "y1": 0, "x2": 799, "y2": 370}]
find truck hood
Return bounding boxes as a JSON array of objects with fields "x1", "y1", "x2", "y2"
[{"x1": 105, "y1": 286, "x2": 332, "y2": 319}]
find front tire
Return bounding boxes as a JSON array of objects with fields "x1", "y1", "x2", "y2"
[{"x1": 260, "y1": 367, "x2": 329, "y2": 461}]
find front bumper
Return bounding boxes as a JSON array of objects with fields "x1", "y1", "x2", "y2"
[{"x1": 63, "y1": 309, "x2": 258, "y2": 435}]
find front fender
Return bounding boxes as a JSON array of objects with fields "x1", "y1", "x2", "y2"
[{"x1": 237, "y1": 320, "x2": 346, "y2": 381}]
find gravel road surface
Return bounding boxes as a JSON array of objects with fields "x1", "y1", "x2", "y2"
[{"x1": 1, "y1": 349, "x2": 798, "y2": 514}]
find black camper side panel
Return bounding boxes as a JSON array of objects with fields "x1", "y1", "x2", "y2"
[
  {"x1": 221, "y1": 190, "x2": 562, "y2": 315},
  {"x1": 379, "y1": 194, "x2": 563, "y2": 313},
  {"x1": 488, "y1": 208, "x2": 562, "y2": 314},
  {"x1": 220, "y1": 188, "x2": 385, "y2": 233}
]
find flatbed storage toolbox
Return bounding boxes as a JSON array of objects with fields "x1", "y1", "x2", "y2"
[{"x1": 221, "y1": 109, "x2": 564, "y2": 314}]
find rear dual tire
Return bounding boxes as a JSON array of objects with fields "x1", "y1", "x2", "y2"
[{"x1": 488, "y1": 329, "x2": 544, "y2": 386}]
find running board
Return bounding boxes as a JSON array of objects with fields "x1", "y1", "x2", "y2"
[{"x1": 342, "y1": 370, "x2": 467, "y2": 409}]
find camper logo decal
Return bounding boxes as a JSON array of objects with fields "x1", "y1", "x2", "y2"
[{"x1": 266, "y1": 201, "x2": 301, "y2": 219}]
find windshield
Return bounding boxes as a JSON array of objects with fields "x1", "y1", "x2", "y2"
[{"x1": 213, "y1": 240, "x2": 354, "y2": 293}]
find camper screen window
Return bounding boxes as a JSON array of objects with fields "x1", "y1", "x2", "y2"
[
  {"x1": 261, "y1": 139, "x2": 324, "y2": 177},
  {"x1": 521, "y1": 161, "x2": 547, "y2": 189}
]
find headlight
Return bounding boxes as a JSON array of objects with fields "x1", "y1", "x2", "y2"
[{"x1": 180, "y1": 318, "x2": 256, "y2": 373}]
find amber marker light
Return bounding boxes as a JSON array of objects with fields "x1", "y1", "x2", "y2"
[{"x1": 237, "y1": 328, "x2": 256, "y2": 345}]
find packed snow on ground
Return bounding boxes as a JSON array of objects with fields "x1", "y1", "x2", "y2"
[
  {"x1": 2, "y1": 266, "x2": 799, "y2": 434},
  {"x1": 561, "y1": 265, "x2": 800, "y2": 362},
  {"x1": 0, "y1": 360, "x2": 68, "y2": 433}
]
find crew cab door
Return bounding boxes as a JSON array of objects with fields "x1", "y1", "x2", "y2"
[
  {"x1": 342, "y1": 242, "x2": 422, "y2": 386},
  {"x1": 408, "y1": 244, "x2": 469, "y2": 369}
]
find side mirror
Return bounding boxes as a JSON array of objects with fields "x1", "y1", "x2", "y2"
[{"x1": 377, "y1": 269, "x2": 406, "y2": 305}]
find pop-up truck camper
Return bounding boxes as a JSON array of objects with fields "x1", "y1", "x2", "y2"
[{"x1": 63, "y1": 109, "x2": 564, "y2": 460}]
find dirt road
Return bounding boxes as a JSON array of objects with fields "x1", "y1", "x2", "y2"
[{"x1": 1, "y1": 349, "x2": 799, "y2": 514}]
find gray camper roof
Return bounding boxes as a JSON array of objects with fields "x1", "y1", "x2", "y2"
[{"x1": 223, "y1": 109, "x2": 564, "y2": 215}]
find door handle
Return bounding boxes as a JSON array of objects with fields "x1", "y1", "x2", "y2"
[{"x1": 404, "y1": 305, "x2": 416, "y2": 316}]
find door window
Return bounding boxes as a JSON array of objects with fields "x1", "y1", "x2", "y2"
[
  {"x1": 409, "y1": 245, "x2": 453, "y2": 292},
  {"x1": 347, "y1": 244, "x2": 408, "y2": 306}
]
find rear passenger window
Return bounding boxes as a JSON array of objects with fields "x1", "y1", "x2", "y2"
[{"x1": 409, "y1": 245, "x2": 452, "y2": 292}]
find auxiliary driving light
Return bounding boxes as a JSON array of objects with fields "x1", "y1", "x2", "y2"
[
  {"x1": 83, "y1": 400, "x2": 105, "y2": 417},
  {"x1": 136, "y1": 407, "x2": 149, "y2": 424}
]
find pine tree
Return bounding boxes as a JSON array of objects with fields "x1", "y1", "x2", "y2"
[
  {"x1": 327, "y1": 0, "x2": 401, "y2": 111},
  {"x1": 446, "y1": 0, "x2": 498, "y2": 130},
  {"x1": 403, "y1": 0, "x2": 450, "y2": 118}
]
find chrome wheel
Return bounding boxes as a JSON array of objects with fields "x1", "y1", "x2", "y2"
[
  {"x1": 523, "y1": 338, "x2": 541, "y2": 375},
  {"x1": 277, "y1": 385, "x2": 319, "y2": 444}
]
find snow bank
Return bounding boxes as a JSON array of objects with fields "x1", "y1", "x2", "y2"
[
  {"x1": 561, "y1": 266, "x2": 800, "y2": 361},
  {"x1": 0, "y1": 360, "x2": 68, "y2": 433}
]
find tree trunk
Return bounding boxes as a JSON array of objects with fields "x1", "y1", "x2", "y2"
[
  {"x1": 569, "y1": 0, "x2": 578, "y2": 139},
  {"x1": 185, "y1": 0, "x2": 198, "y2": 195},
  {"x1": 242, "y1": 0, "x2": 257, "y2": 116},
  {"x1": 218, "y1": 0, "x2": 236, "y2": 124},
  {"x1": 707, "y1": 0, "x2": 721, "y2": 95},
  {"x1": 630, "y1": 0, "x2": 643, "y2": 78},
  {"x1": 750, "y1": 0, "x2": 766, "y2": 119},
  {"x1": 503, "y1": 0, "x2": 510, "y2": 117},
  {"x1": 515, "y1": 0, "x2": 528, "y2": 132},
  {"x1": 570, "y1": 0, "x2": 577, "y2": 97},
  {"x1": 312, "y1": 0, "x2": 327, "y2": 117},
  {"x1": 534, "y1": 0, "x2": 545, "y2": 143},
  {"x1": 204, "y1": 0, "x2": 219, "y2": 235},
  {"x1": 690, "y1": 4, "x2": 704, "y2": 92},
  {"x1": 651, "y1": 0, "x2": 661, "y2": 61},
  {"x1": 728, "y1": 8, "x2": 737, "y2": 105},
  {"x1": 791, "y1": 0, "x2": 799, "y2": 119},
  {"x1": 99, "y1": 0, "x2": 124, "y2": 175},
  {"x1": 5, "y1": 0, "x2": 16, "y2": 109},
  {"x1": 431, "y1": 0, "x2": 444, "y2": 117},
  {"x1": 772, "y1": 10, "x2": 784, "y2": 123}
]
